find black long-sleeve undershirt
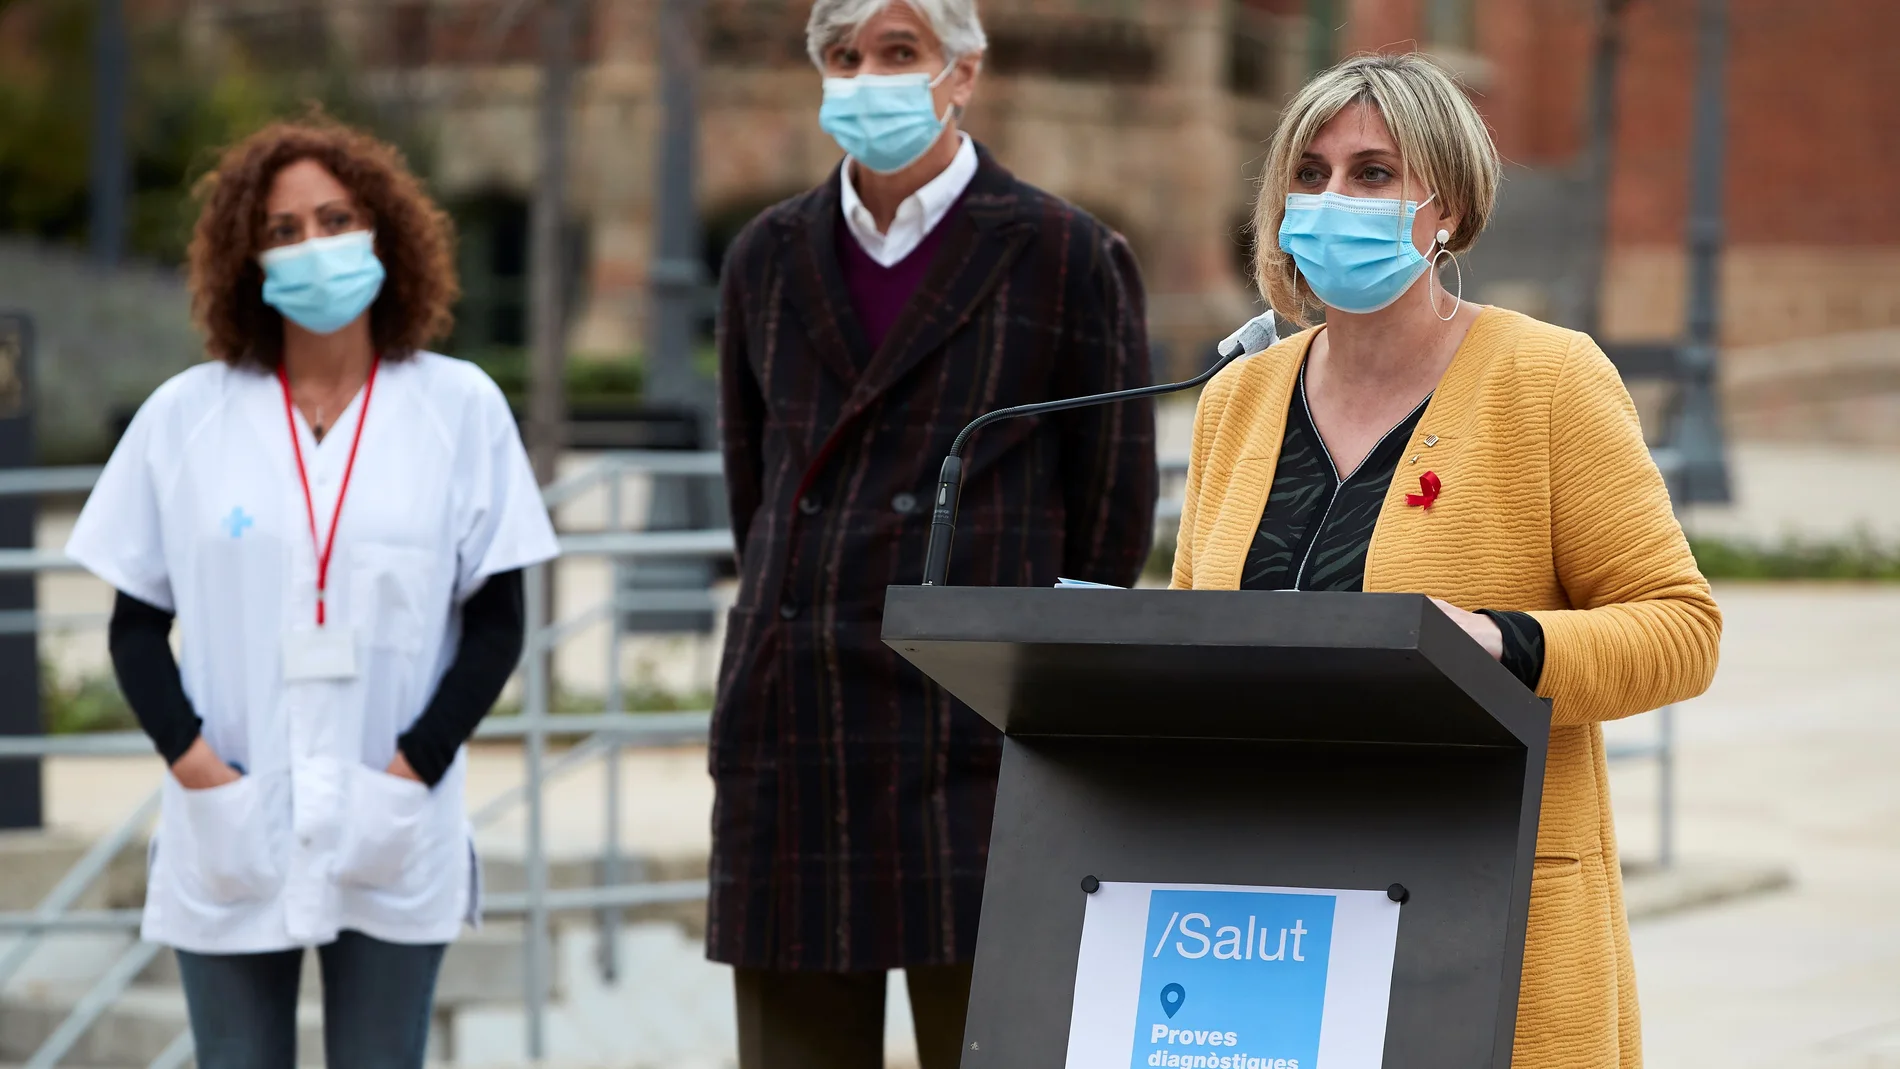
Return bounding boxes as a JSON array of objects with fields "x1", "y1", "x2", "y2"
[
  {"x1": 106, "y1": 593, "x2": 203, "y2": 765},
  {"x1": 397, "y1": 569, "x2": 525, "y2": 785},
  {"x1": 106, "y1": 569, "x2": 526, "y2": 787}
]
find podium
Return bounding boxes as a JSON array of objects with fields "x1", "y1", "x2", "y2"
[{"x1": 882, "y1": 587, "x2": 1550, "y2": 1069}]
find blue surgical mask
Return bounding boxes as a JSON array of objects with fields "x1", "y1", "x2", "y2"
[
  {"x1": 1278, "y1": 192, "x2": 1439, "y2": 314},
  {"x1": 260, "y1": 229, "x2": 386, "y2": 335},
  {"x1": 819, "y1": 65, "x2": 954, "y2": 175}
]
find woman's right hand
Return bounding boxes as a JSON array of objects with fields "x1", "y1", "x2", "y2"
[{"x1": 170, "y1": 736, "x2": 242, "y2": 790}]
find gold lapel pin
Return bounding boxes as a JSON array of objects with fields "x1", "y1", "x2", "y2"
[{"x1": 1423, "y1": 434, "x2": 1439, "y2": 447}]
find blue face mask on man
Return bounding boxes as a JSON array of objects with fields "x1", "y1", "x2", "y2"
[
  {"x1": 1277, "y1": 191, "x2": 1440, "y2": 314},
  {"x1": 260, "y1": 229, "x2": 386, "y2": 335},
  {"x1": 818, "y1": 64, "x2": 955, "y2": 175}
]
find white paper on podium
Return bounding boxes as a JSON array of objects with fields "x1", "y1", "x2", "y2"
[{"x1": 1064, "y1": 881, "x2": 1400, "y2": 1069}]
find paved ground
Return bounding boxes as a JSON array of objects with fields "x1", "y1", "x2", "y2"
[{"x1": 1604, "y1": 583, "x2": 1900, "y2": 1069}]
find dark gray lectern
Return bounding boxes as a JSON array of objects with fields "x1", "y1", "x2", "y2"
[{"x1": 882, "y1": 587, "x2": 1550, "y2": 1069}]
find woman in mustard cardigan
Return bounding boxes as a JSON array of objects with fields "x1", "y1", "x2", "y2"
[{"x1": 1172, "y1": 54, "x2": 1721, "y2": 1067}]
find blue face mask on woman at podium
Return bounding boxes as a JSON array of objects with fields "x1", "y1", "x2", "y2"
[{"x1": 1277, "y1": 191, "x2": 1448, "y2": 314}]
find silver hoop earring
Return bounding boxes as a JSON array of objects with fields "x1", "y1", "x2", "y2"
[{"x1": 1430, "y1": 248, "x2": 1462, "y2": 322}]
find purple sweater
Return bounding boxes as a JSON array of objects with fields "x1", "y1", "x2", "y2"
[{"x1": 834, "y1": 201, "x2": 963, "y2": 356}]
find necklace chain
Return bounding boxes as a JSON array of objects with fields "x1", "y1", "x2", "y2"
[{"x1": 293, "y1": 379, "x2": 361, "y2": 436}]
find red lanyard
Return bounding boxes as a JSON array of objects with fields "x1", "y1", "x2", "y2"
[{"x1": 277, "y1": 359, "x2": 378, "y2": 626}]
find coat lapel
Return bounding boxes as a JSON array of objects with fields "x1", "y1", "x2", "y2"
[
  {"x1": 772, "y1": 167, "x2": 870, "y2": 387},
  {"x1": 1191, "y1": 331, "x2": 1310, "y2": 590},
  {"x1": 835, "y1": 147, "x2": 1035, "y2": 424}
]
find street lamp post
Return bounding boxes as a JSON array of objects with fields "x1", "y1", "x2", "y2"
[{"x1": 1675, "y1": 0, "x2": 1733, "y2": 504}]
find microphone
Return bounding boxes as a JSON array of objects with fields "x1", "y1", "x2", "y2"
[{"x1": 920, "y1": 313, "x2": 1279, "y2": 587}]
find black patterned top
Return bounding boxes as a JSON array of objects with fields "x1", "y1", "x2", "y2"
[{"x1": 1240, "y1": 369, "x2": 1546, "y2": 690}]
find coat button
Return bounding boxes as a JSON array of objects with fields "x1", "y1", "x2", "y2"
[
  {"x1": 798, "y1": 495, "x2": 821, "y2": 516},
  {"x1": 891, "y1": 492, "x2": 918, "y2": 515},
  {"x1": 778, "y1": 602, "x2": 800, "y2": 621}
]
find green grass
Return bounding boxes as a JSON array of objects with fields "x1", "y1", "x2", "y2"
[
  {"x1": 41, "y1": 668, "x2": 137, "y2": 736},
  {"x1": 463, "y1": 346, "x2": 720, "y2": 414},
  {"x1": 464, "y1": 349, "x2": 647, "y2": 412},
  {"x1": 1688, "y1": 535, "x2": 1900, "y2": 581}
]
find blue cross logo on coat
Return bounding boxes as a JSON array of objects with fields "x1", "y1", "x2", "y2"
[{"x1": 221, "y1": 507, "x2": 254, "y2": 539}]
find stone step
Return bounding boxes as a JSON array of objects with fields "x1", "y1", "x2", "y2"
[{"x1": 0, "y1": 831, "x2": 145, "y2": 913}]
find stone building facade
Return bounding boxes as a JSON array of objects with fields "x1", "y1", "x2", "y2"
[
  {"x1": 169, "y1": 0, "x2": 1897, "y2": 440},
  {"x1": 180, "y1": 0, "x2": 1327, "y2": 374}
]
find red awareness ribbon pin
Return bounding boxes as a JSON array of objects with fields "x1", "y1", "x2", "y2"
[{"x1": 1406, "y1": 470, "x2": 1442, "y2": 509}]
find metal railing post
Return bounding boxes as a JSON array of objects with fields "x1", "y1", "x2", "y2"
[
  {"x1": 600, "y1": 464, "x2": 625, "y2": 983},
  {"x1": 522, "y1": 561, "x2": 551, "y2": 1061}
]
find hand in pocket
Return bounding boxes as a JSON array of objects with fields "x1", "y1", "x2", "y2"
[
  {"x1": 176, "y1": 775, "x2": 280, "y2": 903},
  {"x1": 334, "y1": 764, "x2": 433, "y2": 889},
  {"x1": 170, "y1": 737, "x2": 242, "y2": 791}
]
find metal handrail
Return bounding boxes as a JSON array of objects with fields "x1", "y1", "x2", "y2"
[
  {"x1": 0, "y1": 466, "x2": 104, "y2": 496},
  {"x1": 0, "y1": 454, "x2": 735, "y2": 1065},
  {"x1": 0, "y1": 790, "x2": 160, "y2": 989},
  {"x1": 540, "y1": 449, "x2": 724, "y2": 508},
  {"x1": 0, "y1": 530, "x2": 738, "y2": 576}
]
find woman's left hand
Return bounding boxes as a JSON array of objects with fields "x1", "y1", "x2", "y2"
[
  {"x1": 1430, "y1": 597, "x2": 1504, "y2": 661},
  {"x1": 385, "y1": 751, "x2": 425, "y2": 784}
]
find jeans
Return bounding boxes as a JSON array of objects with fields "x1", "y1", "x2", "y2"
[{"x1": 175, "y1": 929, "x2": 446, "y2": 1069}]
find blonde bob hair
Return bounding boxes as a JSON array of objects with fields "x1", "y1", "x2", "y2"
[{"x1": 1254, "y1": 53, "x2": 1501, "y2": 325}]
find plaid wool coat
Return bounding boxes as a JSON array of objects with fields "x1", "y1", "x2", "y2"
[{"x1": 709, "y1": 146, "x2": 1158, "y2": 972}]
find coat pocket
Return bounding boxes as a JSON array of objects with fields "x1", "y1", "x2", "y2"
[
  {"x1": 334, "y1": 763, "x2": 435, "y2": 889},
  {"x1": 176, "y1": 775, "x2": 281, "y2": 904},
  {"x1": 1513, "y1": 852, "x2": 1620, "y2": 1067}
]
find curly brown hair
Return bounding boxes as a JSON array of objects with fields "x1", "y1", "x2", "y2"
[{"x1": 187, "y1": 116, "x2": 458, "y2": 368}]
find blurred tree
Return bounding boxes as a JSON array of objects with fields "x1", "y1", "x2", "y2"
[{"x1": 0, "y1": 0, "x2": 433, "y2": 265}]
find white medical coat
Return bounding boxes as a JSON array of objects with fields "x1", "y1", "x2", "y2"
[{"x1": 67, "y1": 353, "x2": 558, "y2": 953}]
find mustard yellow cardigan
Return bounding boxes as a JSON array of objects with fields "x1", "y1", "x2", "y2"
[{"x1": 1171, "y1": 307, "x2": 1721, "y2": 1068}]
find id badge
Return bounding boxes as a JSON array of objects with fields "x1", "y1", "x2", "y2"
[{"x1": 283, "y1": 626, "x2": 359, "y2": 682}]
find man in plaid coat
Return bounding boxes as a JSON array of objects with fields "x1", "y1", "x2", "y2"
[{"x1": 710, "y1": 1, "x2": 1157, "y2": 1064}]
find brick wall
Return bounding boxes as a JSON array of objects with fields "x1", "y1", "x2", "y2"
[{"x1": 1339, "y1": 0, "x2": 1900, "y2": 355}]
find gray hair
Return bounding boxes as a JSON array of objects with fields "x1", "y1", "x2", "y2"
[{"x1": 805, "y1": 0, "x2": 989, "y2": 69}]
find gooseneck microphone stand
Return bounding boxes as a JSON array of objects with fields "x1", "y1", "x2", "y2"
[{"x1": 919, "y1": 315, "x2": 1276, "y2": 587}]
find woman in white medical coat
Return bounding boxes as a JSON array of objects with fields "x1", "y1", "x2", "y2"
[{"x1": 67, "y1": 117, "x2": 558, "y2": 1068}]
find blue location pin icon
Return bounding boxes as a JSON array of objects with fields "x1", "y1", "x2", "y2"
[{"x1": 1160, "y1": 983, "x2": 1186, "y2": 1019}]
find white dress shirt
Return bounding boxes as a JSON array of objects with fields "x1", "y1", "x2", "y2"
[
  {"x1": 67, "y1": 354, "x2": 559, "y2": 953},
  {"x1": 839, "y1": 133, "x2": 979, "y2": 267}
]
